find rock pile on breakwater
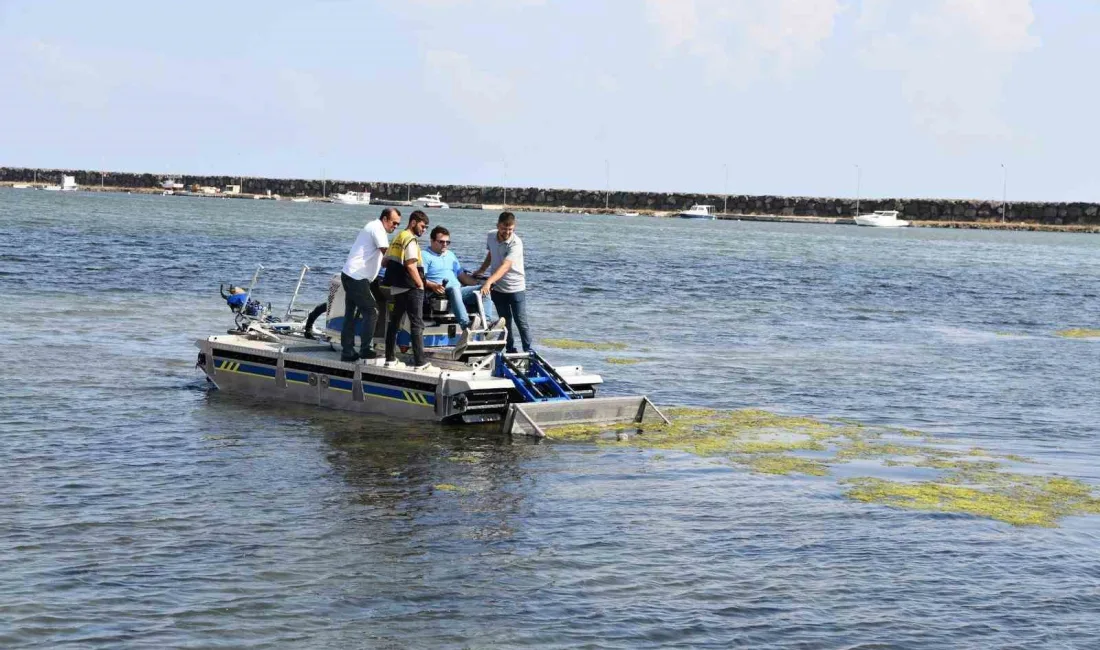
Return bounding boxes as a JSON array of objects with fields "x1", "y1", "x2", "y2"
[{"x1": 3, "y1": 166, "x2": 1098, "y2": 226}]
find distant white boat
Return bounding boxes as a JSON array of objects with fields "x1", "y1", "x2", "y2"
[
  {"x1": 854, "y1": 210, "x2": 909, "y2": 228},
  {"x1": 679, "y1": 204, "x2": 715, "y2": 219},
  {"x1": 412, "y1": 193, "x2": 449, "y2": 209},
  {"x1": 617, "y1": 211, "x2": 640, "y2": 217},
  {"x1": 12, "y1": 184, "x2": 31, "y2": 189},
  {"x1": 330, "y1": 191, "x2": 371, "y2": 205},
  {"x1": 42, "y1": 185, "x2": 61, "y2": 191},
  {"x1": 60, "y1": 175, "x2": 79, "y2": 192},
  {"x1": 291, "y1": 196, "x2": 311, "y2": 203}
]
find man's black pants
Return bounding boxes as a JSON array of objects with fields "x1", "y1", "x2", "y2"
[
  {"x1": 385, "y1": 288, "x2": 425, "y2": 365},
  {"x1": 340, "y1": 272, "x2": 385, "y2": 356}
]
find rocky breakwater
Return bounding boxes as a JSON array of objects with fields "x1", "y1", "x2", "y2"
[{"x1": 3, "y1": 167, "x2": 1098, "y2": 226}]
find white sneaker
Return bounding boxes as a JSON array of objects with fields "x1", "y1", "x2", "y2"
[
  {"x1": 456, "y1": 327, "x2": 472, "y2": 351},
  {"x1": 490, "y1": 316, "x2": 507, "y2": 330},
  {"x1": 384, "y1": 359, "x2": 406, "y2": 369},
  {"x1": 413, "y1": 362, "x2": 437, "y2": 373},
  {"x1": 468, "y1": 314, "x2": 483, "y2": 331}
]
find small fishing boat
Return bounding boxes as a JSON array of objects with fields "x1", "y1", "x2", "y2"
[
  {"x1": 854, "y1": 210, "x2": 909, "y2": 228},
  {"x1": 291, "y1": 196, "x2": 311, "y2": 203},
  {"x1": 330, "y1": 191, "x2": 371, "y2": 205},
  {"x1": 679, "y1": 204, "x2": 715, "y2": 220},
  {"x1": 412, "y1": 193, "x2": 450, "y2": 209},
  {"x1": 195, "y1": 266, "x2": 666, "y2": 436}
]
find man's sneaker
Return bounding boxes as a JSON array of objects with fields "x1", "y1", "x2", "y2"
[
  {"x1": 468, "y1": 314, "x2": 483, "y2": 331},
  {"x1": 384, "y1": 358, "x2": 405, "y2": 368},
  {"x1": 489, "y1": 316, "x2": 507, "y2": 330},
  {"x1": 340, "y1": 351, "x2": 359, "y2": 363},
  {"x1": 455, "y1": 326, "x2": 472, "y2": 352},
  {"x1": 413, "y1": 362, "x2": 437, "y2": 373},
  {"x1": 359, "y1": 349, "x2": 378, "y2": 360}
]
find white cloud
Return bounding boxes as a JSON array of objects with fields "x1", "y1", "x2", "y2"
[
  {"x1": 644, "y1": 0, "x2": 844, "y2": 85},
  {"x1": 860, "y1": 0, "x2": 1039, "y2": 144}
]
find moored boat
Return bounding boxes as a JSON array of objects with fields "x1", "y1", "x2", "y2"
[
  {"x1": 854, "y1": 210, "x2": 909, "y2": 228},
  {"x1": 330, "y1": 191, "x2": 371, "y2": 205},
  {"x1": 412, "y1": 193, "x2": 450, "y2": 209},
  {"x1": 679, "y1": 204, "x2": 715, "y2": 219}
]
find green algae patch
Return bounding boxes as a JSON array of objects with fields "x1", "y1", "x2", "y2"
[
  {"x1": 541, "y1": 338, "x2": 629, "y2": 351},
  {"x1": 605, "y1": 357, "x2": 642, "y2": 365},
  {"x1": 741, "y1": 455, "x2": 830, "y2": 476},
  {"x1": 843, "y1": 475, "x2": 1100, "y2": 527},
  {"x1": 433, "y1": 483, "x2": 468, "y2": 494},
  {"x1": 1055, "y1": 328, "x2": 1100, "y2": 339},
  {"x1": 541, "y1": 404, "x2": 1100, "y2": 528}
]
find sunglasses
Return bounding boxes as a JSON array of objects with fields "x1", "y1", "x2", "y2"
[{"x1": 436, "y1": 239, "x2": 451, "y2": 245}]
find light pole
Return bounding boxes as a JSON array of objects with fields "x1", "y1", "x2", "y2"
[
  {"x1": 604, "y1": 158, "x2": 610, "y2": 210},
  {"x1": 854, "y1": 164, "x2": 861, "y2": 218},
  {"x1": 723, "y1": 163, "x2": 729, "y2": 214},
  {"x1": 1001, "y1": 163, "x2": 1008, "y2": 223}
]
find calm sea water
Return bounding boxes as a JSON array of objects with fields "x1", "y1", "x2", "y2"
[{"x1": 2, "y1": 189, "x2": 1099, "y2": 648}]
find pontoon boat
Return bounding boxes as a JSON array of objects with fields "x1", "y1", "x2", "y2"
[{"x1": 195, "y1": 266, "x2": 665, "y2": 436}]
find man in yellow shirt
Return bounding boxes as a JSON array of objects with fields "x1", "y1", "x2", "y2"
[{"x1": 380, "y1": 210, "x2": 431, "y2": 370}]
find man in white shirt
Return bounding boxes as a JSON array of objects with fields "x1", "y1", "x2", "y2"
[{"x1": 340, "y1": 207, "x2": 402, "y2": 362}]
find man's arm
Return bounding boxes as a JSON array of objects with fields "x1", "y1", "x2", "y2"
[
  {"x1": 479, "y1": 259, "x2": 513, "y2": 295},
  {"x1": 406, "y1": 260, "x2": 424, "y2": 290},
  {"x1": 457, "y1": 271, "x2": 479, "y2": 286},
  {"x1": 474, "y1": 251, "x2": 491, "y2": 276}
]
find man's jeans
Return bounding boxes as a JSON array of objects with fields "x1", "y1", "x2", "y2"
[
  {"x1": 340, "y1": 272, "x2": 379, "y2": 356},
  {"x1": 490, "y1": 289, "x2": 532, "y2": 353},
  {"x1": 446, "y1": 284, "x2": 487, "y2": 328}
]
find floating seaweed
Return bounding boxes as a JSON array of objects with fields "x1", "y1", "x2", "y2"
[
  {"x1": 844, "y1": 475, "x2": 1100, "y2": 527},
  {"x1": 604, "y1": 357, "x2": 642, "y2": 365},
  {"x1": 1055, "y1": 328, "x2": 1100, "y2": 339},
  {"x1": 541, "y1": 338, "x2": 629, "y2": 351},
  {"x1": 541, "y1": 405, "x2": 1100, "y2": 527}
]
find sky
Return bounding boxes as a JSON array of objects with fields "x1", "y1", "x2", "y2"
[{"x1": 2, "y1": 0, "x2": 1099, "y2": 201}]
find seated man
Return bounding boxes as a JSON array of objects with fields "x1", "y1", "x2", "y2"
[{"x1": 422, "y1": 226, "x2": 486, "y2": 330}]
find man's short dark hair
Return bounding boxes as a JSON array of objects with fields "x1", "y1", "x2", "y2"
[
  {"x1": 498, "y1": 211, "x2": 516, "y2": 226},
  {"x1": 380, "y1": 207, "x2": 401, "y2": 220},
  {"x1": 430, "y1": 225, "x2": 450, "y2": 241},
  {"x1": 409, "y1": 210, "x2": 430, "y2": 226}
]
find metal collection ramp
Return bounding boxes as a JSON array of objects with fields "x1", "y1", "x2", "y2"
[{"x1": 502, "y1": 396, "x2": 669, "y2": 438}]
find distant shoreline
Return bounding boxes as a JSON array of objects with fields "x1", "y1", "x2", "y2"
[{"x1": 3, "y1": 168, "x2": 1098, "y2": 234}]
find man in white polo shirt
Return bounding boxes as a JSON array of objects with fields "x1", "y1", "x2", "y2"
[
  {"x1": 340, "y1": 207, "x2": 402, "y2": 362},
  {"x1": 476, "y1": 211, "x2": 531, "y2": 353}
]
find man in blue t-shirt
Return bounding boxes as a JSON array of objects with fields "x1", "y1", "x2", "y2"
[{"x1": 422, "y1": 226, "x2": 485, "y2": 330}]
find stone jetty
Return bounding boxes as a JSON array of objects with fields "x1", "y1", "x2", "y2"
[{"x1": 3, "y1": 166, "x2": 1098, "y2": 228}]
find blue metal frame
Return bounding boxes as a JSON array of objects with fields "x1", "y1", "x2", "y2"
[{"x1": 494, "y1": 352, "x2": 573, "y2": 402}]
